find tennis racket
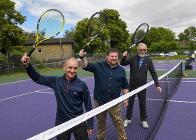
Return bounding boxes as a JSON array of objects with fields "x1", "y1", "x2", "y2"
[
  {"x1": 83, "y1": 11, "x2": 108, "y2": 52},
  {"x1": 27, "y1": 9, "x2": 65, "y2": 57},
  {"x1": 128, "y1": 23, "x2": 149, "y2": 51}
]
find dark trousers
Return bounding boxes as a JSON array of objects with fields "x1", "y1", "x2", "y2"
[
  {"x1": 126, "y1": 89, "x2": 147, "y2": 121},
  {"x1": 56, "y1": 122, "x2": 89, "y2": 140}
]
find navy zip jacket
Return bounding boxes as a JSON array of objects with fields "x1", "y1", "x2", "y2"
[{"x1": 26, "y1": 64, "x2": 94, "y2": 128}]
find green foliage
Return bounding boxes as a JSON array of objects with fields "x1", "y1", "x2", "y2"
[
  {"x1": 146, "y1": 27, "x2": 176, "y2": 47},
  {"x1": 64, "y1": 28, "x2": 75, "y2": 39},
  {"x1": 0, "y1": 0, "x2": 26, "y2": 55},
  {"x1": 72, "y1": 9, "x2": 130, "y2": 53},
  {"x1": 103, "y1": 9, "x2": 129, "y2": 51},
  {"x1": 179, "y1": 26, "x2": 196, "y2": 41},
  {"x1": 178, "y1": 26, "x2": 196, "y2": 48},
  {"x1": 150, "y1": 41, "x2": 179, "y2": 53},
  {"x1": 73, "y1": 18, "x2": 89, "y2": 53}
]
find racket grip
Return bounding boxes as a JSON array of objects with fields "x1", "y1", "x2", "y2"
[
  {"x1": 83, "y1": 45, "x2": 87, "y2": 53},
  {"x1": 27, "y1": 48, "x2": 35, "y2": 57},
  {"x1": 79, "y1": 55, "x2": 84, "y2": 59},
  {"x1": 127, "y1": 44, "x2": 136, "y2": 53},
  {"x1": 22, "y1": 47, "x2": 35, "y2": 63},
  {"x1": 127, "y1": 48, "x2": 131, "y2": 53}
]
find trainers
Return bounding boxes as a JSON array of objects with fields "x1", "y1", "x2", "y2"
[
  {"x1": 124, "y1": 119, "x2": 132, "y2": 128},
  {"x1": 142, "y1": 121, "x2": 149, "y2": 129}
]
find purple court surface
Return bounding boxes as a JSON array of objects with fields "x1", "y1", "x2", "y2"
[{"x1": 0, "y1": 60, "x2": 196, "y2": 140}]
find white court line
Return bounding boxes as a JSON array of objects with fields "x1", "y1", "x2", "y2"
[
  {"x1": 0, "y1": 79, "x2": 29, "y2": 86},
  {"x1": 181, "y1": 81, "x2": 196, "y2": 83},
  {"x1": 168, "y1": 99, "x2": 196, "y2": 104},
  {"x1": 146, "y1": 98, "x2": 196, "y2": 104},
  {"x1": 0, "y1": 88, "x2": 50, "y2": 102},
  {"x1": 182, "y1": 78, "x2": 196, "y2": 79},
  {"x1": 37, "y1": 91, "x2": 54, "y2": 95},
  {"x1": 0, "y1": 77, "x2": 94, "y2": 86},
  {"x1": 0, "y1": 77, "x2": 93, "y2": 86}
]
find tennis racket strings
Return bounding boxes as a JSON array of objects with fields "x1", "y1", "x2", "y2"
[
  {"x1": 133, "y1": 23, "x2": 149, "y2": 44},
  {"x1": 85, "y1": 12, "x2": 107, "y2": 47},
  {"x1": 37, "y1": 9, "x2": 65, "y2": 40}
]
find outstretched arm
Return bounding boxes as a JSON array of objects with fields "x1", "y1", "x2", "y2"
[{"x1": 21, "y1": 53, "x2": 55, "y2": 88}]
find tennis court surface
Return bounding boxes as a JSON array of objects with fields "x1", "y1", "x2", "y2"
[{"x1": 0, "y1": 61, "x2": 196, "y2": 140}]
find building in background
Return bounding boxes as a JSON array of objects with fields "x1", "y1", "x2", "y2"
[{"x1": 24, "y1": 38, "x2": 74, "y2": 62}]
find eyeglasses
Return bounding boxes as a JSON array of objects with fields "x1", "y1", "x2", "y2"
[{"x1": 139, "y1": 49, "x2": 146, "y2": 52}]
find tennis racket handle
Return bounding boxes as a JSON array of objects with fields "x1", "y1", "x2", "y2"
[
  {"x1": 22, "y1": 48, "x2": 35, "y2": 63},
  {"x1": 27, "y1": 48, "x2": 35, "y2": 57},
  {"x1": 127, "y1": 48, "x2": 131, "y2": 53},
  {"x1": 127, "y1": 44, "x2": 136, "y2": 52}
]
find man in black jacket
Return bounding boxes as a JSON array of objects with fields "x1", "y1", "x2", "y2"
[
  {"x1": 21, "y1": 54, "x2": 93, "y2": 140},
  {"x1": 120, "y1": 43, "x2": 161, "y2": 129}
]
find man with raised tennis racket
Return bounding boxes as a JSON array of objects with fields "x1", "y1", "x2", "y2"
[
  {"x1": 120, "y1": 43, "x2": 162, "y2": 129},
  {"x1": 79, "y1": 48, "x2": 129, "y2": 140},
  {"x1": 21, "y1": 54, "x2": 94, "y2": 140}
]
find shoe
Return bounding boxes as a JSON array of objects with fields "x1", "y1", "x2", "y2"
[
  {"x1": 124, "y1": 119, "x2": 132, "y2": 128},
  {"x1": 142, "y1": 121, "x2": 149, "y2": 129}
]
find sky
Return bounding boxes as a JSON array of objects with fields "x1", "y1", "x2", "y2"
[{"x1": 12, "y1": 0, "x2": 196, "y2": 37}]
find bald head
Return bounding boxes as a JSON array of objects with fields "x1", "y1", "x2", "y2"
[
  {"x1": 63, "y1": 57, "x2": 79, "y2": 80},
  {"x1": 64, "y1": 57, "x2": 79, "y2": 66}
]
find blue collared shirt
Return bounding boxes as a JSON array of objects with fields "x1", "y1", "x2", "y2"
[
  {"x1": 139, "y1": 57, "x2": 144, "y2": 70},
  {"x1": 83, "y1": 61, "x2": 128, "y2": 105}
]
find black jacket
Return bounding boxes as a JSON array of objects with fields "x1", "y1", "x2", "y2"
[{"x1": 120, "y1": 54, "x2": 159, "y2": 88}]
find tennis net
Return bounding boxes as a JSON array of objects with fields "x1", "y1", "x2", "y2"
[{"x1": 27, "y1": 62, "x2": 182, "y2": 140}]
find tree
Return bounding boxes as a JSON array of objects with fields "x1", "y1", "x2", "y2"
[
  {"x1": 179, "y1": 26, "x2": 196, "y2": 41},
  {"x1": 64, "y1": 28, "x2": 75, "y2": 39},
  {"x1": 150, "y1": 41, "x2": 179, "y2": 53},
  {"x1": 72, "y1": 9, "x2": 130, "y2": 54},
  {"x1": 0, "y1": 0, "x2": 26, "y2": 55},
  {"x1": 178, "y1": 26, "x2": 196, "y2": 50},
  {"x1": 72, "y1": 18, "x2": 88, "y2": 53},
  {"x1": 103, "y1": 9, "x2": 130, "y2": 52},
  {"x1": 0, "y1": 0, "x2": 26, "y2": 71},
  {"x1": 146, "y1": 27, "x2": 176, "y2": 47}
]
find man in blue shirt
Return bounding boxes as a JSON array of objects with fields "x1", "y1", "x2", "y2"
[
  {"x1": 21, "y1": 55, "x2": 94, "y2": 140},
  {"x1": 79, "y1": 48, "x2": 129, "y2": 140}
]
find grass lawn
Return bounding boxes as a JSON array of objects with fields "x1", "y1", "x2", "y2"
[
  {"x1": 0, "y1": 67, "x2": 93, "y2": 84},
  {"x1": 0, "y1": 63, "x2": 195, "y2": 84}
]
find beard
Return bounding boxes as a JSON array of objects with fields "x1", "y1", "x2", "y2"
[
  {"x1": 139, "y1": 54, "x2": 146, "y2": 57},
  {"x1": 108, "y1": 60, "x2": 118, "y2": 67}
]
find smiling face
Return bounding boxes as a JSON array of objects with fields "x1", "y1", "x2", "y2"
[
  {"x1": 63, "y1": 57, "x2": 78, "y2": 80},
  {"x1": 137, "y1": 43, "x2": 147, "y2": 57},
  {"x1": 106, "y1": 51, "x2": 119, "y2": 66}
]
